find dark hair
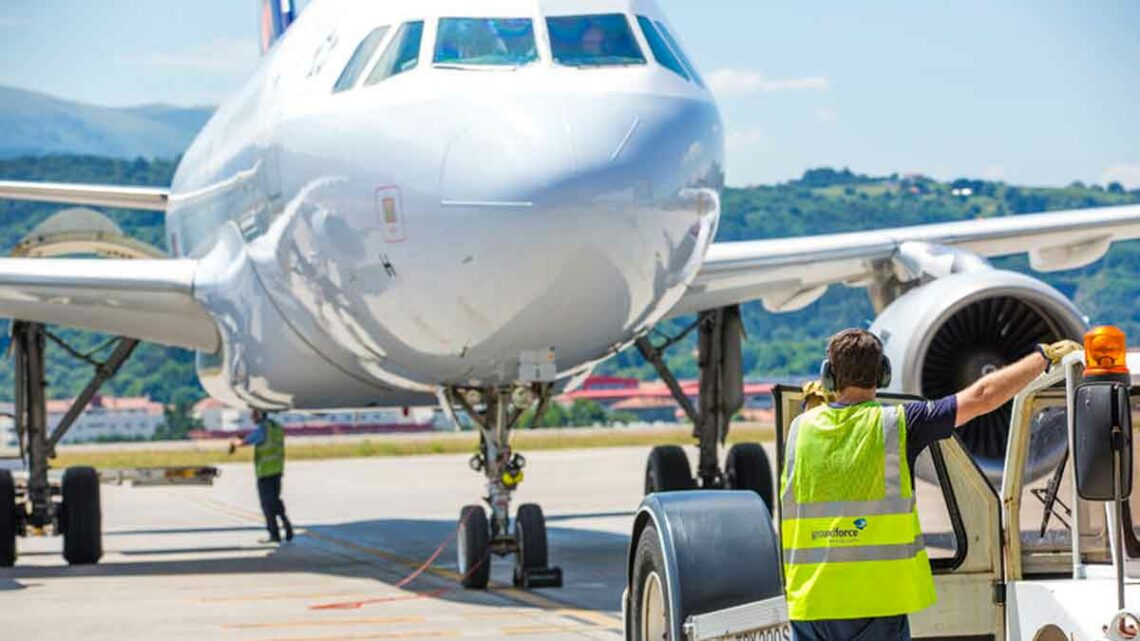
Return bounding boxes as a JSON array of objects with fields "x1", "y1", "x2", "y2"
[
  {"x1": 827, "y1": 329, "x2": 883, "y2": 391},
  {"x1": 251, "y1": 409, "x2": 265, "y2": 423}
]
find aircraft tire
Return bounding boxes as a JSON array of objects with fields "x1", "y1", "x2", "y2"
[
  {"x1": 644, "y1": 445, "x2": 696, "y2": 494},
  {"x1": 513, "y1": 503, "x2": 548, "y2": 587},
  {"x1": 0, "y1": 469, "x2": 16, "y2": 567},
  {"x1": 61, "y1": 466, "x2": 102, "y2": 566},
  {"x1": 458, "y1": 504, "x2": 490, "y2": 589},
  {"x1": 726, "y1": 443, "x2": 774, "y2": 512}
]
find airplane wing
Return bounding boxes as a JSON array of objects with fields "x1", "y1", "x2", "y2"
[
  {"x1": 670, "y1": 204, "x2": 1140, "y2": 317},
  {"x1": 0, "y1": 257, "x2": 218, "y2": 352},
  {"x1": 0, "y1": 180, "x2": 169, "y2": 211},
  {"x1": 0, "y1": 181, "x2": 219, "y2": 351}
]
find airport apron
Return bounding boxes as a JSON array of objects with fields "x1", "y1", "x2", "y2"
[
  {"x1": 780, "y1": 402, "x2": 936, "y2": 620},
  {"x1": 254, "y1": 421, "x2": 285, "y2": 479}
]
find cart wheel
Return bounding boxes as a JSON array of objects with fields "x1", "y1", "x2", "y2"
[{"x1": 630, "y1": 524, "x2": 673, "y2": 641}]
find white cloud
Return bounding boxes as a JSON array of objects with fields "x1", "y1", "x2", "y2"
[
  {"x1": 119, "y1": 38, "x2": 259, "y2": 75},
  {"x1": 1103, "y1": 164, "x2": 1140, "y2": 189},
  {"x1": 726, "y1": 129, "x2": 766, "y2": 151},
  {"x1": 708, "y1": 69, "x2": 830, "y2": 97},
  {"x1": 813, "y1": 107, "x2": 838, "y2": 124}
]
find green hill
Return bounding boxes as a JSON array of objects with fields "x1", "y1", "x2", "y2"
[
  {"x1": 1, "y1": 157, "x2": 1138, "y2": 406},
  {"x1": 0, "y1": 87, "x2": 213, "y2": 160}
]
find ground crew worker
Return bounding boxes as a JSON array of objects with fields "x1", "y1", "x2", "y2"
[
  {"x1": 784, "y1": 328, "x2": 1081, "y2": 641},
  {"x1": 229, "y1": 409, "x2": 293, "y2": 544}
]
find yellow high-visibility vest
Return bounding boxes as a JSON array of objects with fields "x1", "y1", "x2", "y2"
[
  {"x1": 254, "y1": 420, "x2": 285, "y2": 479},
  {"x1": 780, "y1": 401, "x2": 937, "y2": 620}
]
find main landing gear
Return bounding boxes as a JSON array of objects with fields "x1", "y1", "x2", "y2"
[
  {"x1": 636, "y1": 305, "x2": 774, "y2": 510},
  {"x1": 2, "y1": 321, "x2": 139, "y2": 567},
  {"x1": 445, "y1": 385, "x2": 563, "y2": 590}
]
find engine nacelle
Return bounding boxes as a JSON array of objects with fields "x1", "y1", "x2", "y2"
[{"x1": 871, "y1": 270, "x2": 1086, "y2": 484}]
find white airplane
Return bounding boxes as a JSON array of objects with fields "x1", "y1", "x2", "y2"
[{"x1": 1, "y1": 0, "x2": 1139, "y2": 588}]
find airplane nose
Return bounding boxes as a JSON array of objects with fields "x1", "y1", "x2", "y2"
[
  {"x1": 440, "y1": 94, "x2": 722, "y2": 207},
  {"x1": 440, "y1": 102, "x2": 575, "y2": 207}
]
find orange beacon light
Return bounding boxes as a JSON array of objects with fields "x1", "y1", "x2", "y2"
[{"x1": 1084, "y1": 326, "x2": 1129, "y2": 376}]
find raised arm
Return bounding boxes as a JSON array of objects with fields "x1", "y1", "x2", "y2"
[{"x1": 954, "y1": 340, "x2": 1081, "y2": 427}]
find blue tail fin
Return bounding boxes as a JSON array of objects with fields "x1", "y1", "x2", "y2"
[{"x1": 260, "y1": 0, "x2": 296, "y2": 54}]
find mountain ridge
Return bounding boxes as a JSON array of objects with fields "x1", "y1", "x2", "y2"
[{"x1": 0, "y1": 86, "x2": 213, "y2": 160}]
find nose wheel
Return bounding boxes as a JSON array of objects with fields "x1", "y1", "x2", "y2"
[
  {"x1": 458, "y1": 505, "x2": 491, "y2": 589},
  {"x1": 447, "y1": 386, "x2": 563, "y2": 590},
  {"x1": 513, "y1": 503, "x2": 561, "y2": 588}
]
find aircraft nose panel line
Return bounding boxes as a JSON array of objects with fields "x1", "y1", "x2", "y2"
[
  {"x1": 610, "y1": 115, "x2": 641, "y2": 163},
  {"x1": 440, "y1": 200, "x2": 533, "y2": 208}
]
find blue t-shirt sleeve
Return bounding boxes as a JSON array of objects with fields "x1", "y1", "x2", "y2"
[
  {"x1": 904, "y1": 396, "x2": 958, "y2": 451},
  {"x1": 243, "y1": 422, "x2": 267, "y2": 446}
]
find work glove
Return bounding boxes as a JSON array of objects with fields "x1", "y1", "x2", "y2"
[
  {"x1": 801, "y1": 380, "x2": 835, "y2": 411},
  {"x1": 1036, "y1": 339, "x2": 1083, "y2": 371}
]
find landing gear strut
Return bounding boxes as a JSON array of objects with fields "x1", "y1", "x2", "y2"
[
  {"x1": 6, "y1": 320, "x2": 138, "y2": 566},
  {"x1": 637, "y1": 305, "x2": 774, "y2": 510},
  {"x1": 445, "y1": 385, "x2": 562, "y2": 589}
]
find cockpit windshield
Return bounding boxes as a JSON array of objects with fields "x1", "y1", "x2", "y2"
[
  {"x1": 546, "y1": 14, "x2": 646, "y2": 67},
  {"x1": 434, "y1": 18, "x2": 538, "y2": 67},
  {"x1": 653, "y1": 20, "x2": 705, "y2": 87}
]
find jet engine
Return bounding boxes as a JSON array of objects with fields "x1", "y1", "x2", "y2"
[{"x1": 870, "y1": 269, "x2": 1086, "y2": 484}]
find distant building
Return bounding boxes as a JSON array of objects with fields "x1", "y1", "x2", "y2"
[
  {"x1": 560, "y1": 376, "x2": 775, "y2": 423},
  {"x1": 0, "y1": 395, "x2": 166, "y2": 444},
  {"x1": 190, "y1": 398, "x2": 436, "y2": 438}
]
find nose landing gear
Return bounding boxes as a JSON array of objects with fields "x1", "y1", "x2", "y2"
[{"x1": 446, "y1": 385, "x2": 563, "y2": 590}]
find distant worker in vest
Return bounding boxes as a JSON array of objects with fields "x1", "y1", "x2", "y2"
[
  {"x1": 229, "y1": 409, "x2": 293, "y2": 544},
  {"x1": 785, "y1": 328, "x2": 1081, "y2": 641}
]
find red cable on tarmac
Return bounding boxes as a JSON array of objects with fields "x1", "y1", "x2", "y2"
[{"x1": 311, "y1": 510, "x2": 487, "y2": 611}]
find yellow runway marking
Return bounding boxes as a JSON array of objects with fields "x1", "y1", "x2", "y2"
[
  {"x1": 503, "y1": 624, "x2": 621, "y2": 635},
  {"x1": 556, "y1": 608, "x2": 624, "y2": 628},
  {"x1": 225, "y1": 616, "x2": 425, "y2": 629},
  {"x1": 270, "y1": 631, "x2": 460, "y2": 641},
  {"x1": 188, "y1": 495, "x2": 623, "y2": 629},
  {"x1": 202, "y1": 592, "x2": 376, "y2": 603}
]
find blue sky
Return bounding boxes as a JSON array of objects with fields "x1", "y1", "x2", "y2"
[{"x1": 1, "y1": 0, "x2": 1137, "y2": 188}]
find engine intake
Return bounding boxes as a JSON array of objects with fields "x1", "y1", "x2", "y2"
[{"x1": 870, "y1": 270, "x2": 1086, "y2": 484}]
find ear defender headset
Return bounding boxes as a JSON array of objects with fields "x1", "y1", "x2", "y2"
[{"x1": 819, "y1": 333, "x2": 893, "y2": 392}]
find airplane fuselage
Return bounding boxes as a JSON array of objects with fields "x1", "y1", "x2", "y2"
[{"x1": 167, "y1": 0, "x2": 724, "y2": 409}]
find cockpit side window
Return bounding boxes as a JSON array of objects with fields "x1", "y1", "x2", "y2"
[
  {"x1": 546, "y1": 14, "x2": 646, "y2": 67},
  {"x1": 365, "y1": 20, "x2": 425, "y2": 86},
  {"x1": 435, "y1": 18, "x2": 538, "y2": 67},
  {"x1": 333, "y1": 26, "x2": 390, "y2": 93},
  {"x1": 635, "y1": 16, "x2": 689, "y2": 81},
  {"x1": 653, "y1": 20, "x2": 705, "y2": 87}
]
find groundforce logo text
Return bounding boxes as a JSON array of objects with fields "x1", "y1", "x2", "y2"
[{"x1": 810, "y1": 527, "x2": 860, "y2": 541}]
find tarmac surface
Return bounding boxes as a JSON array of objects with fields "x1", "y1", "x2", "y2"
[{"x1": 2, "y1": 445, "x2": 768, "y2": 640}]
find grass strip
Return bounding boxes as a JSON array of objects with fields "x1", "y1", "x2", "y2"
[{"x1": 51, "y1": 424, "x2": 775, "y2": 470}]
